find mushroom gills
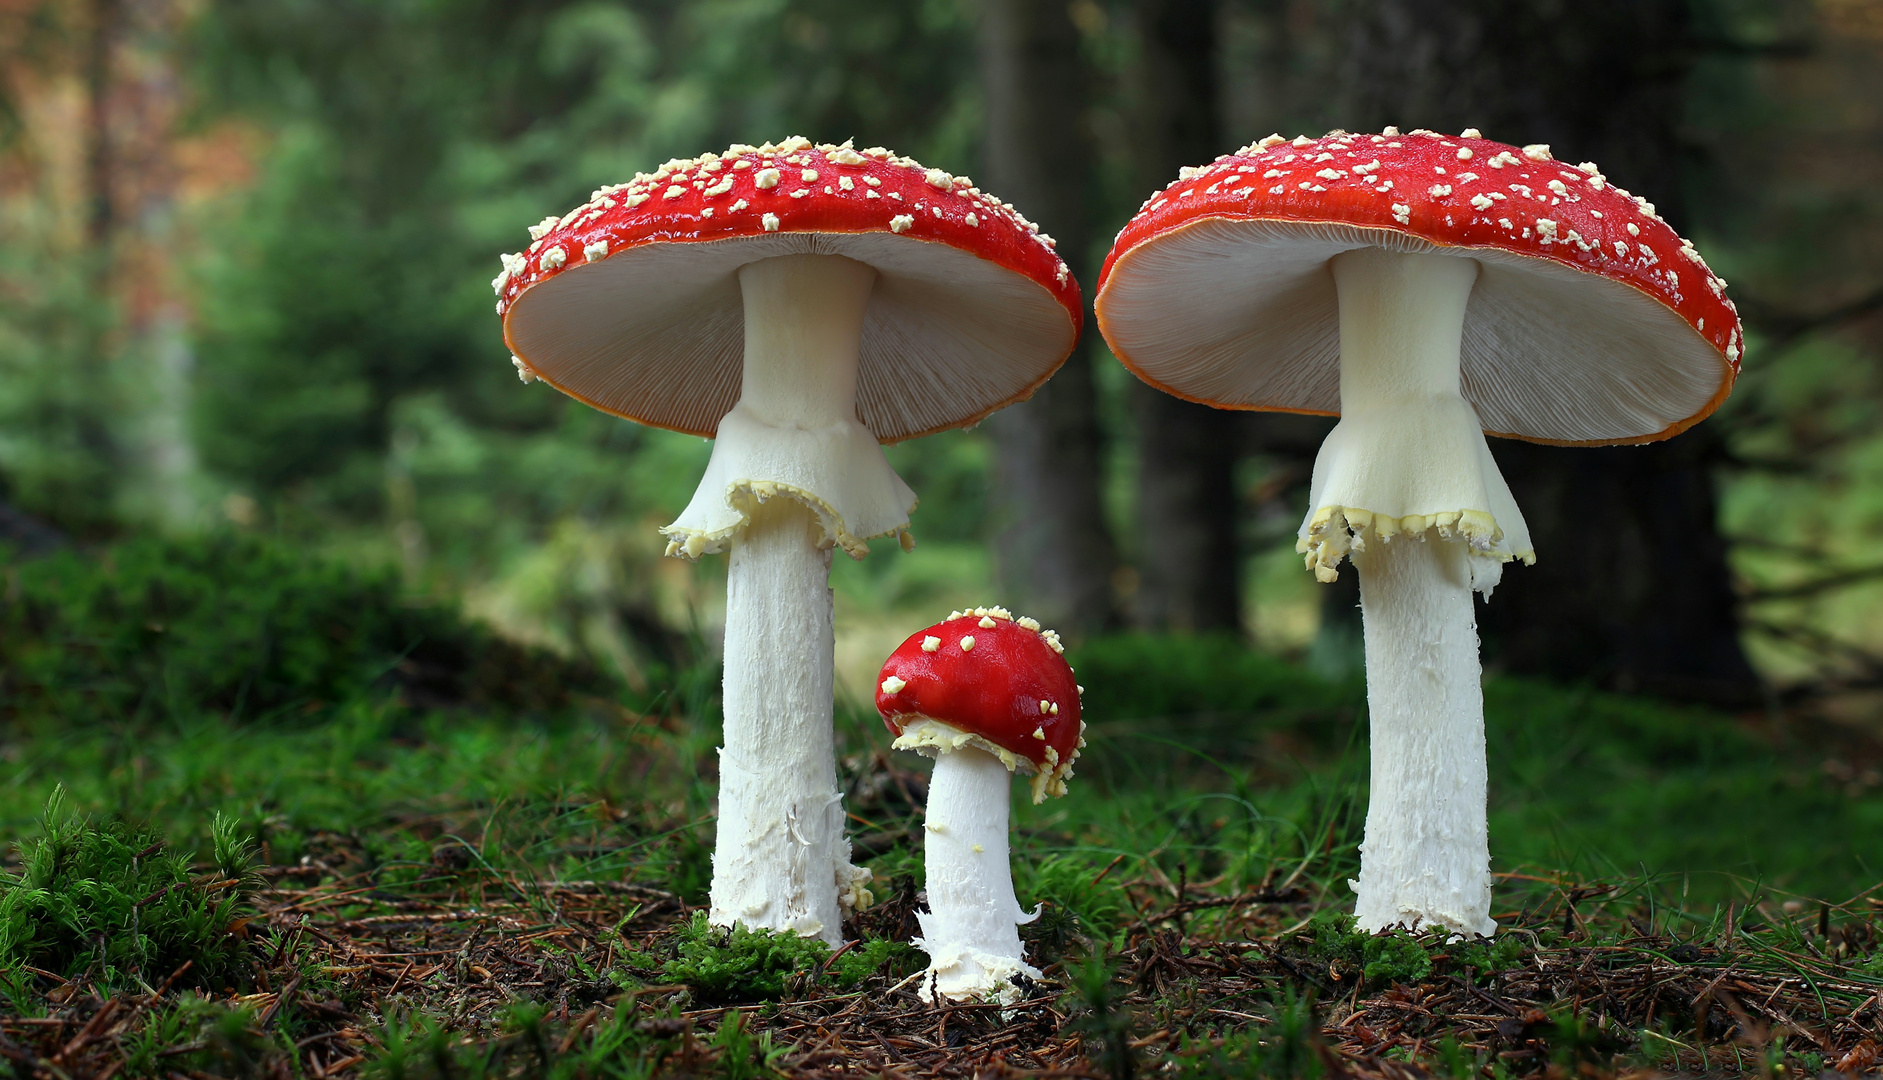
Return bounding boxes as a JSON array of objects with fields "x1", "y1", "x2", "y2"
[
  {"x1": 892, "y1": 715, "x2": 1068, "y2": 804},
  {"x1": 915, "y1": 744, "x2": 1042, "y2": 1003},
  {"x1": 1296, "y1": 248, "x2": 1532, "y2": 597}
]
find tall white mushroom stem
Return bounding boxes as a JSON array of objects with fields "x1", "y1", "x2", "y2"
[
  {"x1": 916, "y1": 745, "x2": 1041, "y2": 1002},
  {"x1": 708, "y1": 254, "x2": 880, "y2": 945},
  {"x1": 1351, "y1": 533, "x2": 1491, "y2": 936},
  {"x1": 1314, "y1": 247, "x2": 1525, "y2": 939}
]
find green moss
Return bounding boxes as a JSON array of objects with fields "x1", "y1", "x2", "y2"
[
  {"x1": 0, "y1": 787, "x2": 258, "y2": 989},
  {"x1": 657, "y1": 914, "x2": 921, "y2": 1004},
  {"x1": 658, "y1": 914, "x2": 830, "y2": 1004},
  {"x1": 361, "y1": 1003, "x2": 789, "y2": 1080},
  {"x1": 1306, "y1": 913, "x2": 1434, "y2": 987},
  {"x1": 1168, "y1": 988, "x2": 1329, "y2": 1079},
  {"x1": 830, "y1": 936, "x2": 922, "y2": 988},
  {"x1": 1458, "y1": 932, "x2": 1529, "y2": 982}
]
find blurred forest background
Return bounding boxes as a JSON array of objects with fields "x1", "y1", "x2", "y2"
[{"x1": 3, "y1": 0, "x2": 1882, "y2": 721}]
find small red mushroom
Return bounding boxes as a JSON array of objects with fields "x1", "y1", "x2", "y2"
[
  {"x1": 874, "y1": 606, "x2": 1084, "y2": 1002},
  {"x1": 876, "y1": 607, "x2": 1082, "y2": 803}
]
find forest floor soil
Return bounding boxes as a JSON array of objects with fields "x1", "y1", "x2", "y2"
[{"x1": 6, "y1": 823, "x2": 1881, "y2": 1080}]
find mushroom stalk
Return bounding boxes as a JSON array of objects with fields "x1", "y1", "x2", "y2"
[
  {"x1": 707, "y1": 254, "x2": 881, "y2": 944},
  {"x1": 1351, "y1": 534, "x2": 1492, "y2": 937},
  {"x1": 916, "y1": 744, "x2": 1041, "y2": 1001},
  {"x1": 713, "y1": 498, "x2": 850, "y2": 941},
  {"x1": 1313, "y1": 247, "x2": 1522, "y2": 938}
]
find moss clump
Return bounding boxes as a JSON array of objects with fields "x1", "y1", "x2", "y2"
[
  {"x1": 659, "y1": 914, "x2": 919, "y2": 1004},
  {"x1": 0, "y1": 788, "x2": 258, "y2": 988},
  {"x1": 1458, "y1": 932, "x2": 1529, "y2": 982},
  {"x1": 1306, "y1": 913, "x2": 1435, "y2": 987},
  {"x1": 363, "y1": 1002, "x2": 790, "y2": 1080},
  {"x1": 1297, "y1": 913, "x2": 1536, "y2": 991},
  {"x1": 830, "y1": 936, "x2": 923, "y2": 988}
]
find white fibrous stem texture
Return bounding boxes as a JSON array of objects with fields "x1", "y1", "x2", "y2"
[
  {"x1": 696, "y1": 254, "x2": 913, "y2": 943},
  {"x1": 711, "y1": 499, "x2": 859, "y2": 943},
  {"x1": 1301, "y1": 248, "x2": 1522, "y2": 939},
  {"x1": 915, "y1": 746, "x2": 1041, "y2": 1003},
  {"x1": 1350, "y1": 536, "x2": 1494, "y2": 937}
]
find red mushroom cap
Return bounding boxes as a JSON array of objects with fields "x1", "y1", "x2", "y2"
[
  {"x1": 875, "y1": 606, "x2": 1083, "y2": 803},
  {"x1": 495, "y1": 137, "x2": 1082, "y2": 444},
  {"x1": 1096, "y1": 129, "x2": 1741, "y2": 447}
]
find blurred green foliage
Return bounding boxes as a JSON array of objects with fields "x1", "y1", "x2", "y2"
[
  {"x1": 0, "y1": 533, "x2": 608, "y2": 728},
  {"x1": 186, "y1": 0, "x2": 978, "y2": 525},
  {"x1": 5, "y1": 0, "x2": 1879, "y2": 687},
  {"x1": 1070, "y1": 634, "x2": 1355, "y2": 721},
  {"x1": 0, "y1": 230, "x2": 121, "y2": 534}
]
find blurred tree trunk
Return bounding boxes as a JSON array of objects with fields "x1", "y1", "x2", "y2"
[
  {"x1": 77, "y1": 0, "x2": 123, "y2": 504},
  {"x1": 1338, "y1": 0, "x2": 1759, "y2": 703},
  {"x1": 86, "y1": 0, "x2": 118, "y2": 248},
  {"x1": 977, "y1": 0, "x2": 1120, "y2": 634},
  {"x1": 1125, "y1": 0, "x2": 1243, "y2": 633}
]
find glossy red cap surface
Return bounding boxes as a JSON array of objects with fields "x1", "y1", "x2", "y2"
[
  {"x1": 495, "y1": 137, "x2": 1082, "y2": 443},
  {"x1": 1096, "y1": 129, "x2": 1741, "y2": 447},
  {"x1": 875, "y1": 606, "x2": 1082, "y2": 802}
]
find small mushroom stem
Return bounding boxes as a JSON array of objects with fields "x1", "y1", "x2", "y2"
[
  {"x1": 916, "y1": 745, "x2": 1041, "y2": 1002},
  {"x1": 1319, "y1": 247, "x2": 1512, "y2": 938},
  {"x1": 707, "y1": 254, "x2": 881, "y2": 944}
]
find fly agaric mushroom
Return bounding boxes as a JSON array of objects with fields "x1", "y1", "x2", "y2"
[
  {"x1": 1095, "y1": 128, "x2": 1740, "y2": 937},
  {"x1": 875, "y1": 606, "x2": 1082, "y2": 1002},
  {"x1": 496, "y1": 138, "x2": 1080, "y2": 945}
]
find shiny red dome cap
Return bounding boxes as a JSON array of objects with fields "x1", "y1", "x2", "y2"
[{"x1": 875, "y1": 606, "x2": 1083, "y2": 803}]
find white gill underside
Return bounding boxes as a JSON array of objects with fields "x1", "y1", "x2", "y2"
[
  {"x1": 505, "y1": 232, "x2": 1076, "y2": 442},
  {"x1": 1308, "y1": 248, "x2": 1509, "y2": 938},
  {"x1": 915, "y1": 746, "x2": 1041, "y2": 1003},
  {"x1": 702, "y1": 254, "x2": 907, "y2": 944},
  {"x1": 1098, "y1": 219, "x2": 1727, "y2": 444}
]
